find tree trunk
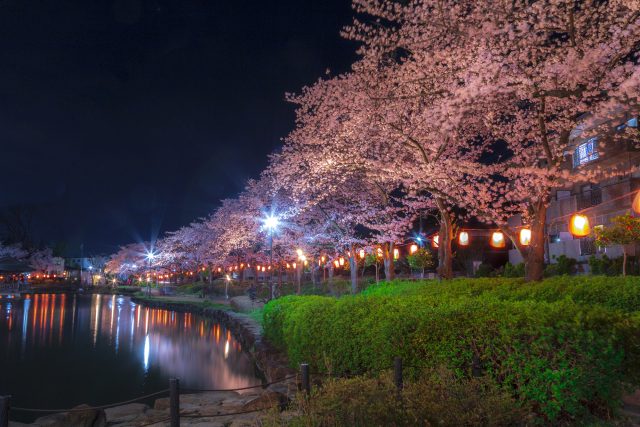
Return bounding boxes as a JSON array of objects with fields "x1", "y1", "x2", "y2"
[
  {"x1": 435, "y1": 198, "x2": 454, "y2": 279},
  {"x1": 296, "y1": 262, "x2": 302, "y2": 294},
  {"x1": 525, "y1": 200, "x2": 547, "y2": 282},
  {"x1": 623, "y1": 249, "x2": 627, "y2": 277},
  {"x1": 328, "y1": 264, "x2": 335, "y2": 296},
  {"x1": 311, "y1": 264, "x2": 319, "y2": 288},
  {"x1": 349, "y1": 245, "x2": 358, "y2": 294},
  {"x1": 383, "y1": 242, "x2": 395, "y2": 281}
]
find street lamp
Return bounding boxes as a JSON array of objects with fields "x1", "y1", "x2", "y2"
[
  {"x1": 262, "y1": 214, "x2": 280, "y2": 300},
  {"x1": 146, "y1": 251, "x2": 155, "y2": 297}
]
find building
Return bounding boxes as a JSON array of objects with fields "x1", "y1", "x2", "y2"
[{"x1": 509, "y1": 114, "x2": 640, "y2": 271}]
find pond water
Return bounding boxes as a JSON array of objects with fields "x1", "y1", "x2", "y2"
[{"x1": 0, "y1": 293, "x2": 262, "y2": 421}]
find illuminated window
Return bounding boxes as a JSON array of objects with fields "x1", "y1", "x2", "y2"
[{"x1": 573, "y1": 138, "x2": 599, "y2": 168}]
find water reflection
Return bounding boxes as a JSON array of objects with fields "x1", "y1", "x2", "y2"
[{"x1": 0, "y1": 294, "x2": 260, "y2": 419}]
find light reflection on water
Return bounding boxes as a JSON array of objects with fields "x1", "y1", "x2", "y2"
[{"x1": 0, "y1": 293, "x2": 261, "y2": 421}]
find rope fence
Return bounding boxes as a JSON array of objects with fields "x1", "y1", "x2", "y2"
[{"x1": 0, "y1": 359, "x2": 408, "y2": 427}]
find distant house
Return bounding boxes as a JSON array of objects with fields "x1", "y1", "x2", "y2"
[{"x1": 509, "y1": 114, "x2": 640, "y2": 270}]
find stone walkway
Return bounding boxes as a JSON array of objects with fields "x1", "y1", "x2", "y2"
[{"x1": 10, "y1": 386, "x2": 295, "y2": 426}]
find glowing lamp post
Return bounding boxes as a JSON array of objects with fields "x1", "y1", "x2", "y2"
[
  {"x1": 519, "y1": 228, "x2": 531, "y2": 246},
  {"x1": 145, "y1": 251, "x2": 155, "y2": 297},
  {"x1": 569, "y1": 214, "x2": 590, "y2": 237},
  {"x1": 490, "y1": 232, "x2": 506, "y2": 248},
  {"x1": 263, "y1": 214, "x2": 280, "y2": 300},
  {"x1": 458, "y1": 232, "x2": 469, "y2": 246}
]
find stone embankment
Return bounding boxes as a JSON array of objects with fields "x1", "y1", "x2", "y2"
[{"x1": 12, "y1": 388, "x2": 295, "y2": 426}]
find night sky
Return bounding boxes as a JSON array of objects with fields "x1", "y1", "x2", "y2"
[{"x1": 0, "y1": 0, "x2": 356, "y2": 255}]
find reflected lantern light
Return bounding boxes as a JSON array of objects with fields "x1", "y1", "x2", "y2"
[
  {"x1": 490, "y1": 231, "x2": 506, "y2": 248},
  {"x1": 569, "y1": 214, "x2": 591, "y2": 237},
  {"x1": 519, "y1": 228, "x2": 531, "y2": 246},
  {"x1": 458, "y1": 232, "x2": 469, "y2": 246}
]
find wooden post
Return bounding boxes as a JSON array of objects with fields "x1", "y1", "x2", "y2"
[
  {"x1": 394, "y1": 357, "x2": 403, "y2": 391},
  {"x1": 169, "y1": 378, "x2": 179, "y2": 427},
  {"x1": 301, "y1": 363, "x2": 310, "y2": 395},
  {"x1": 0, "y1": 395, "x2": 10, "y2": 427}
]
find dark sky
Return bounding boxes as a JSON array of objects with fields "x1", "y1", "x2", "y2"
[{"x1": 0, "y1": 0, "x2": 356, "y2": 255}]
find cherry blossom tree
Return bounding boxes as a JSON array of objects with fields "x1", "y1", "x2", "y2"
[{"x1": 341, "y1": 0, "x2": 640, "y2": 281}]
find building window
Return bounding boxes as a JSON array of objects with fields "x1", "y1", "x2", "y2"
[{"x1": 573, "y1": 137, "x2": 599, "y2": 168}]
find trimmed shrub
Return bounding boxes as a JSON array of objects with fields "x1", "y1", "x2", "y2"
[
  {"x1": 264, "y1": 278, "x2": 640, "y2": 421},
  {"x1": 267, "y1": 368, "x2": 528, "y2": 427}
]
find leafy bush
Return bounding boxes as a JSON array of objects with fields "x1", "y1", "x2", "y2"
[
  {"x1": 264, "y1": 278, "x2": 640, "y2": 421},
  {"x1": 503, "y1": 262, "x2": 525, "y2": 278},
  {"x1": 474, "y1": 262, "x2": 496, "y2": 277},
  {"x1": 268, "y1": 368, "x2": 528, "y2": 427},
  {"x1": 406, "y1": 248, "x2": 434, "y2": 277},
  {"x1": 544, "y1": 255, "x2": 577, "y2": 276}
]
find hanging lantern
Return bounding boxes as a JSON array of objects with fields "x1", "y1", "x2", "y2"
[
  {"x1": 377, "y1": 248, "x2": 383, "y2": 258},
  {"x1": 490, "y1": 231, "x2": 506, "y2": 248},
  {"x1": 410, "y1": 244, "x2": 418, "y2": 254},
  {"x1": 304, "y1": 260, "x2": 308, "y2": 266},
  {"x1": 333, "y1": 260, "x2": 340, "y2": 268},
  {"x1": 321, "y1": 256, "x2": 326, "y2": 262},
  {"x1": 359, "y1": 249, "x2": 365, "y2": 259},
  {"x1": 458, "y1": 232, "x2": 469, "y2": 246},
  {"x1": 569, "y1": 214, "x2": 591, "y2": 237},
  {"x1": 519, "y1": 228, "x2": 531, "y2": 246},
  {"x1": 393, "y1": 248, "x2": 399, "y2": 260},
  {"x1": 633, "y1": 191, "x2": 640, "y2": 214},
  {"x1": 286, "y1": 263, "x2": 290, "y2": 269},
  {"x1": 293, "y1": 262, "x2": 297, "y2": 269},
  {"x1": 261, "y1": 266, "x2": 266, "y2": 272},
  {"x1": 339, "y1": 257, "x2": 345, "y2": 266},
  {"x1": 431, "y1": 235, "x2": 439, "y2": 248}
]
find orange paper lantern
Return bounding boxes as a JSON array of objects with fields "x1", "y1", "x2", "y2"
[
  {"x1": 410, "y1": 244, "x2": 418, "y2": 254},
  {"x1": 569, "y1": 214, "x2": 590, "y2": 237},
  {"x1": 490, "y1": 231, "x2": 506, "y2": 248},
  {"x1": 633, "y1": 191, "x2": 640, "y2": 214},
  {"x1": 458, "y1": 232, "x2": 469, "y2": 246}
]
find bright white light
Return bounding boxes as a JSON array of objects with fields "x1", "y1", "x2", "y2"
[
  {"x1": 144, "y1": 334, "x2": 150, "y2": 371},
  {"x1": 263, "y1": 215, "x2": 279, "y2": 231},
  {"x1": 146, "y1": 251, "x2": 155, "y2": 261}
]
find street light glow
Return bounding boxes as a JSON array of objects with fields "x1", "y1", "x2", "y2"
[{"x1": 263, "y1": 214, "x2": 279, "y2": 231}]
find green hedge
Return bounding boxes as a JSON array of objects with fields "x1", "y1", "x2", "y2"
[
  {"x1": 361, "y1": 276, "x2": 640, "y2": 312},
  {"x1": 263, "y1": 279, "x2": 640, "y2": 421}
]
